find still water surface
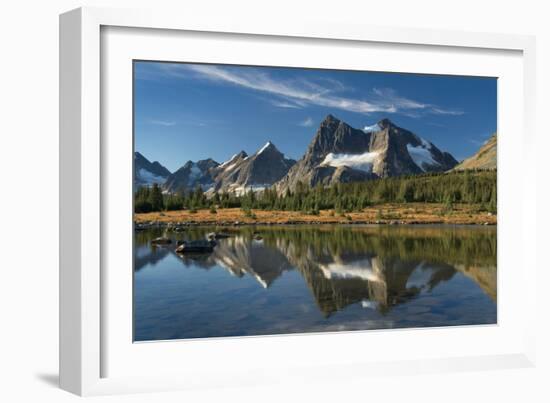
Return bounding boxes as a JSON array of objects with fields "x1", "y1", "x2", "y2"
[{"x1": 134, "y1": 225, "x2": 496, "y2": 341}]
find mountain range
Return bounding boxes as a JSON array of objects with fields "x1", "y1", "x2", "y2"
[
  {"x1": 160, "y1": 141, "x2": 296, "y2": 195},
  {"x1": 135, "y1": 115, "x2": 495, "y2": 194}
]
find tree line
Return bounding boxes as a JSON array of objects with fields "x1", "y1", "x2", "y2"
[{"x1": 134, "y1": 170, "x2": 497, "y2": 214}]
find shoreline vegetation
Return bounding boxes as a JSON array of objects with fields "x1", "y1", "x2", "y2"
[
  {"x1": 135, "y1": 203, "x2": 496, "y2": 227},
  {"x1": 134, "y1": 170, "x2": 497, "y2": 226}
]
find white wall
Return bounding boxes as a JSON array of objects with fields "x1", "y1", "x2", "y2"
[{"x1": 0, "y1": 0, "x2": 548, "y2": 402}]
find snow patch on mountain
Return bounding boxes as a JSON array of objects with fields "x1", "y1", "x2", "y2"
[
  {"x1": 137, "y1": 168, "x2": 167, "y2": 185},
  {"x1": 219, "y1": 154, "x2": 238, "y2": 168},
  {"x1": 363, "y1": 123, "x2": 382, "y2": 133},
  {"x1": 420, "y1": 137, "x2": 432, "y2": 149},
  {"x1": 186, "y1": 163, "x2": 203, "y2": 185},
  {"x1": 321, "y1": 151, "x2": 380, "y2": 173},
  {"x1": 406, "y1": 143, "x2": 440, "y2": 171}
]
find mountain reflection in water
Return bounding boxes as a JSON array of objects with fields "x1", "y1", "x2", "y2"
[{"x1": 134, "y1": 225, "x2": 496, "y2": 341}]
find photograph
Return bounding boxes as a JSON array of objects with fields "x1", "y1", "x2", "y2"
[{"x1": 132, "y1": 61, "x2": 497, "y2": 342}]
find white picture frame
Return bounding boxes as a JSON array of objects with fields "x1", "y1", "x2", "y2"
[{"x1": 60, "y1": 6, "x2": 537, "y2": 396}]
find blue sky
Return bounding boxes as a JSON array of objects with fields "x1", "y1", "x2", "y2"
[{"x1": 134, "y1": 61, "x2": 496, "y2": 172}]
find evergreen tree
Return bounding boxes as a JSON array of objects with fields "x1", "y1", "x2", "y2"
[{"x1": 148, "y1": 183, "x2": 164, "y2": 211}]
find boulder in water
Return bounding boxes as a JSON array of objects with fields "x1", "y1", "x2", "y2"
[
  {"x1": 176, "y1": 240, "x2": 216, "y2": 254},
  {"x1": 151, "y1": 237, "x2": 172, "y2": 245}
]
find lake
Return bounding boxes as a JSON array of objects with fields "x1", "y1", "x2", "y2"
[{"x1": 134, "y1": 224, "x2": 496, "y2": 341}]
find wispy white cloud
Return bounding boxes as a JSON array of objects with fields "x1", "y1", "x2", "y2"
[
  {"x1": 154, "y1": 64, "x2": 463, "y2": 117},
  {"x1": 149, "y1": 119, "x2": 176, "y2": 126},
  {"x1": 430, "y1": 107, "x2": 465, "y2": 116},
  {"x1": 271, "y1": 100, "x2": 304, "y2": 109},
  {"x1": 299, "y1": 117, "x2": 314, "y2": 127},
  {"x1": 372, "y1": 87, "x2": 427, "y2": 110},
  {"x1": 372, "y1": 87, "x2": 464, "y2": 116}
]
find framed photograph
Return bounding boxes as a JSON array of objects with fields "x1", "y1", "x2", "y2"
[{"x1": 60, "y1": 7, "x2": 537, "y2": 396}]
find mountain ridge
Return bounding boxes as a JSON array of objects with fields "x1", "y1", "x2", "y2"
[
  {"x1": 160, "y1": 142, "x2": 296, "y2": 195},
  {"x1": 453, "y1": 133, "x2": 497, "y2": 171},
  {"x1": 135, "y1": 115, "x2": 469, "y2": 195}
]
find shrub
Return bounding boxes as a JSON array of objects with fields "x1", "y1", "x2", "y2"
[
  {"x1": 242, "y1": 207, "x2": 256, "y2": 219},
  {"x1": 135, "y1": 200, "x2": 153, "y2": 213},
  {"x1": 443, "y1": 200, "x2": 454, "y2": 215}
]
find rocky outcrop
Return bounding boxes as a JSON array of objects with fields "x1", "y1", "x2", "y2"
[{"x1": 453, "y1": 133, "x2": 497, "y2": 171}]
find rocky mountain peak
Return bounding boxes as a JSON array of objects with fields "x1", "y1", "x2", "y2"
[
  {"x1": 257, "y1": 141, "x2": 278, "y2": 155},
  {"x1": 319, "y1": 114, "x2": 342, "y2": 131},
  {"x1": 307, "y1": 114, "x2": 368, "y2": 159},
  {"x1": 196, "y1": 158, "x2": 219, "y2": 170},
  {"x1": 134, "y1": 151, "x2": 171, "y2": 187},
  {"x1": 203, "y1": 140, "x2": 295, "y2": 195},
  {"x1": 377, "y1": 118, "x2": 394, "y2": 130},
  {"x1": 322, "y1": 114, "x2": 338, "y2": 124}
]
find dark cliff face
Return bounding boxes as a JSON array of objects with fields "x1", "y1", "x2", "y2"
[
  {"x1": 134, "y1": 152, "x2": 171, "y2": 187},
  {"x1": 275, "y1": 115, "x2": 458, "y2": 194},
  {"x1": 306, "y1": 115, "x2": 372, "y2": 163}
]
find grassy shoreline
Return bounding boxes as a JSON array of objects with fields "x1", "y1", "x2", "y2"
[{"x1": 134, "y1": 203, "x2": 496, "y2": 226}]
